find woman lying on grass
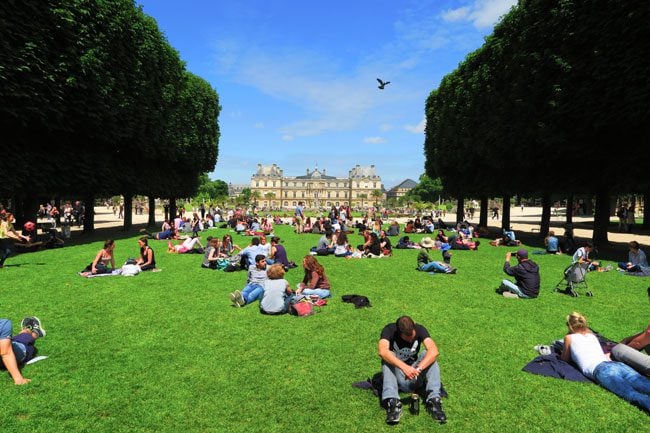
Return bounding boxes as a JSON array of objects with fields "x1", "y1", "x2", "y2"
[
  {"x1": 561, "y1": 311, "x2": 650, "y2": 412},
  {"x1": 167, "y1": 236, "x2": 204, "y2": 254}
]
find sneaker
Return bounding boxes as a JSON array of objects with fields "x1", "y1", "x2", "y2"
[
  {"x1": 229, "y1": 292, "x2": 239, "y2": 307},
  {"x1": 502, "y1": 291, "x2": 519, "y2": 299},
  {"x1": 425, "y1": 397, "x2": 447, "y2": 424},
  {"x1": 385, "y1": 398, "x2": 402, "y2": 425},
  {"x1": 234, "y1": 290, "x2": 246, "y2": 307},
  {"x1": 21, "y1": 316, "x2": 46, "y2": 337}
]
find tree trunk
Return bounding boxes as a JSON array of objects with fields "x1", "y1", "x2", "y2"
[
  {"x1": 148, "y1": 196, "x2": 156, "y2": 227},
  {"x1": 592, "y1": 189, "x2": 610, "y2": 246},
  {"x1": 565, "y1": 195, "x2": 573, "y2": 224},
  {"x1": 479, "y1": 196, "x2": 488, "y2": 228},
  {"x1": 540, "y1": 193, "x2": 551, "y2": 238},
  {"x1": 83, "y1": 196, "x2": 95, "y2": 234},
  {"x1": 456, "y1": 197, "x2": 464, "y2": 224},
  {"x1": 501, "y1": 195, "x2": 511, "y2": 231},
  {"x1": 169, "y1": 197, "x2": 177, "y2": 223},
  {"x1": 123, "y1": 192, "x2": 133, "y2": 231}
]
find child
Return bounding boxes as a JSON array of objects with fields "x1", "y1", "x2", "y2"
[{"x1": 0, "y1": 316, "x2": 45, "y2": 385}]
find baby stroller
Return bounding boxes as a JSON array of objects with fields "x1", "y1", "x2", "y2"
[{"x1": 554, "y1": 261, "x2": 592, "y2": 297}]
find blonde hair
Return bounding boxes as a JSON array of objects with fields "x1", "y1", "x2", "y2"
[
  {"x1": 566, "y1": 311, "x2": 588, "y2": 332},
  {"x1": 266, "y1": 263, "x2": 286, "y2": 280}
]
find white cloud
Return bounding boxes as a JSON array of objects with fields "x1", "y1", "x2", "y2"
[
  {"x1": 442, "y1": 0, "x2": 517, "y2": 29},
  {"x1": 364, "y1": 136, "x2": 387, "y2": 144},
  {"x1": 282, "y1": 134, "x2": 294, "y2": 142},
  {"x1": 441, "y1": 6, "x2": 470, "y2": 22},
  {"x1": 405, "y1": 117, "x2": 426, "y2": 133}
]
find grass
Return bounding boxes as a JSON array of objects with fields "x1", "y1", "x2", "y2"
[{"x1": 1, "y1": 224, "x2": 648, "y2": 432}]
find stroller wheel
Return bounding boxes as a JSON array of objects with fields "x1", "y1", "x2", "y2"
[{"x1": 586, "y1": 291, "x2": 593, "y2": 297}]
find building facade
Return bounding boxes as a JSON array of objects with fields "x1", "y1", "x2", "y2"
[{"x1": 250, "y1": 164, "x2": 385, "y2": 209}]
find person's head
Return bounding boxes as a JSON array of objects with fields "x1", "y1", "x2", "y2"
[
  {"x1": 584, "y1": 242, "x2": 594, "y2": 252},
  {"x1": 271, "y1": 236, "x2": 280, "y2": 245},
  {"x1": 209, "y1": 238, "x2": 219, "y2": 248},
  {"x1": 302, "y1": 255, "x2": 324, "y2": 275},
  {"x1": 260, "y1": 235, "x2": 267, "y2": 244},
  {"x1": 396, "y1": 316, "x2": 416, "y2": 341},
  {"x1": 566, "y1": 311, "x2": 588, "y2": 333},
  {"x1": 104, "y1": 239, "x2": 115, "y2": 250},
  {"x1": 515, "y1": 249, "x2": 528, "y2": 261},
  {"x1": 251, "y1": 237, "x2": 260, "y2": 246},
  {"x1": 548, "y1": 230, "x2": 555, "y2": 237},
  {"x1": 138, "y1": 237, "x2": 148, "y2": 247},
  {"x1": 255, "y1": 255, "x2": 267, "y2": 268},
  {"x1": 420, "y1": 237, "x2": 435, "y2": 249},
  {"x1": 267, "y1": 263, "x2": 285, "y2": 280},
  {"x1": 629, "y1": 241, "x2": 640, "y2": 251},
  {"x1": 325, "y1": 231, "x2": 332, "y2": 239}
]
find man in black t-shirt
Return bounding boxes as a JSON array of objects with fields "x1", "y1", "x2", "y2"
[{"x1": 378, "y1": 316, "x2": 447, "y2": 425}]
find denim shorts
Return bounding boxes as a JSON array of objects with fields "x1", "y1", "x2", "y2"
[
  {"x1": 0, "y1": 319, "x2": 12, "y2": 339},
  {"x1": 11, "y1": 341, "x2": 27, "y2": 363}
]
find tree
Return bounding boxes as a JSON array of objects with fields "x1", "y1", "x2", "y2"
[
  {"x1": 358, "y1": 193, "x2": 368, "y2": 209},
  {"x1": 406, "y1": 174, "x2": 443, "y2": 204},
  {"x1": 371, "y1": 189, "x2": 383, "y2": 206}
]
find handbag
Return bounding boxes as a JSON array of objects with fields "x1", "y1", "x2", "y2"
[{"x1": 290, "y1": 300, "x2": 314, "y2": 317}]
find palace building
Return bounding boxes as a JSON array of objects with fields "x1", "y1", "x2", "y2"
[{"x1": 250, "y1": 164, "x2": 385, "y2": 209}]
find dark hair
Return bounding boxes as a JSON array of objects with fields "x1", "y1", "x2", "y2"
[
  {"x1": 255, "y1": 254, "x2": 266, "y2": 263},
  {"x1": 585, "y1": 242, "x2": 594, "y2": 249},
  {"x1": 630, "y1": 241, "x2": 640, "y2": 250},
  {"x1": 104, "y1": 239, "x2": 115, "y2": 249},
  {"x1": 271, "y1": 236, "x2": 280, "y2": 244},
  {"x1": 251, "y1": 237, "x2": 260, "y2": 246},
  {"x1": 138, "y1": 237, "x2": 148, "y2": 246},
  {"x1": 396, "y1": 316, "x2": 415, "y2": 335}
]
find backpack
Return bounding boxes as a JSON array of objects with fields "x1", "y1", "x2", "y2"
[
  {"x1": 289, "y1": 300, "x2": 314, "y2": 317},
  {"x1": 341, "y1": 294, "x2": 372, "y2": 308}
]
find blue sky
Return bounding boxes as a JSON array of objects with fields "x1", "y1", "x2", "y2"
[{"x1": 137, "y1": 0, "x2": 517, "y2": 188}]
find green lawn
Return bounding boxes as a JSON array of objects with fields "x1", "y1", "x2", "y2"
[{"x1": 1, "y1": 224, "x2": 647, "y2": 432}]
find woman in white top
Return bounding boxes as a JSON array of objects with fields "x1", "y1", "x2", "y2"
[{"x1": 561, "y1": 311, "x2": 650, "y2": 412}]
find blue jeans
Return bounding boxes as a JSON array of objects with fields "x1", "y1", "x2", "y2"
[
  {"x1": 0, "y1": 239, "x2": 13, "y2": 266},
  {"x1": 10, "y1": 341, "x2": 27, "y2": 363},
  {"x1": 593, "y1": 361, "x2": 650, "y2": 412},
  {"x1": 381, "y1": 350, "x2": 442, "y2": 402},
  {"x1": 242, "y1": 283, "x2": 264, "y2": 304},
  {"x1": 0, "y1": 319, "x2": 12, "y2": 339},
  {"x1": 618, "y1": 262, "x2": 640, "y2": 272},
  {"x1": 299, "y1": 288, "x2": 331, "y2": 298},
  {"x1": 500, "y1": 280, "x2": 530, "y2": 298},
  {"x1": 420, "y1": 262, "x2": 448, "y2": 273}
]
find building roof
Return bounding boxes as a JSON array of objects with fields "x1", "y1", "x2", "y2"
[{"x1": 389, "y1": 178, "x2": 418, "y2": 191}]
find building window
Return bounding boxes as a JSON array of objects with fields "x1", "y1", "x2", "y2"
[
  {"x1": 284, "y1": 191, "x2": 287, "y2": 198},
  {"x1": 284, "y1": 201, "x2": 288, "y2": 207},
  {"x1": 301, "y1": 192, "x2": 305, "y2": 198},
  {"x1": 256, "y1": 181, "x2": 259, "y2": 187},
  {"x1": 293, "y1": 191, "x2": 296, "y2": 198}
]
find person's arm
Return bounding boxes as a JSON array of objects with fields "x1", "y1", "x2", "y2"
[
  {"x1": 307, "y1": 271, "x2": 320, "y2": 289},
  {"x1": 503, "y1": 253, "x2": 515, "y2": 275},
  {"x1": 378, "y1": 339, "x2": 420, "y2": 380},
  {"x1": 560, "y1": 334, "x2": 572, "y2": 362},
  {"x1": 622, "y1": 326, "x2": 650, "y2": 349},
  {"x1": 91, "y1": 249, "x2": 103, "y2": 274},
  {"x1": 416, "y1": 337, "x2": 440, "y2": 371},
  {"x1": 0, "y1": 339, "x2": 30, "y2": 385}
]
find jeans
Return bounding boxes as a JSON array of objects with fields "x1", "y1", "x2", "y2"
[
  {"x1": 500, "y1": 280, "x2": 530, "y2": 298},
  {"x1": 618, "y1": 262, "x2": 640, "y2": 272},
  {"x1": 420, "y1": 262, "x2": 448, "y2": 273},
  {"x1": 593, "y1": 361, "x2": 650, "y2": 412},
  {"x1": 299, "y1": 288, "x2": 331, "y2": 298},
  {"x1": 0, "y1": 238, "x2": 13, "y2": 266},
  {"x1": 0, "y1": 319, "x2": 12, "y2": 339},
  {"x1": 10, "y1": 341, "x2": 26, "y2": 363},
  {"x1": 381, "y1": 350, "x2": 442, "y2": 402},
  {"x1": 242, "y1": 283, "x2": 264, "y2": 304}
]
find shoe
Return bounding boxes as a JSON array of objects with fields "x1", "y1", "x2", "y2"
[
  {"x1": 234, "y1": 290, "x2": 245, "y2": 307},
  {"x1": 534, "y1": 345, "x2": 552, "y2": 356},
  {"x1": 502, "y1": 291, "x2": 519, "y2": 298},
  {"x1": 447, "y1": 268, "x2": 457, "y2": 274},
  {"x1": 21, "y1": 316, "x2": 46, "y2": 337},
  {"x1": 385, "y1": 398, "x2": 402, "y2": 425},
  {"x1": 425, "y1": 397, "x2": 447, "y2": 424},
  {"x1": 229, "y1": 292, "x2": 238, "y2": 307}
]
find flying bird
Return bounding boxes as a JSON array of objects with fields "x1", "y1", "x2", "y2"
[{"x1": 377, "y1": 78, "x2": 390, "y2": 90}]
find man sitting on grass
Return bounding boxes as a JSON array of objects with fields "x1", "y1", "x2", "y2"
[
  {"x1": 378, "y1": 315, "x2": 447, "y2": 425},
  {"x1": 497, "y1": 249, "x2": 540, "y2": 298},
  {"x1": 416, "y1": 237, "x2": 456, "y2": 274},
  {"x1": 229, "y1": 255, "x2": 268, "y2": 307},
  {"x1": 1, "y1": 316, "x2": 45, "y2": 385}
]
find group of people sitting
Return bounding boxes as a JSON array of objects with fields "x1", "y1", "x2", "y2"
[
  {"x1": 309, "y1": 228, "x2": 393, "y2": 258},
  {"x1": 228, "y1": 254, "x2": 331, "y2": 314},
  {"x1": 79, "y1": 237, "x2": 158, "y2": 276}
]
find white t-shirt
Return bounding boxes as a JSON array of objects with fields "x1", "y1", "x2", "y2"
[{"x1": 569, "y1": 332, "x2": 607, "y2": 379}]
